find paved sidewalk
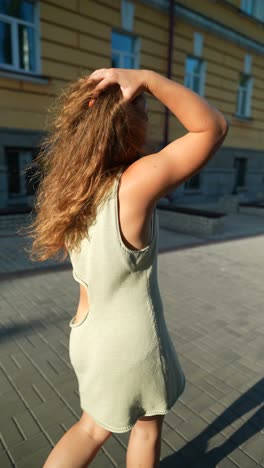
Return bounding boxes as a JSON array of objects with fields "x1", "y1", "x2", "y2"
[
  {"x1": 0, "y1": 212, "x2": 264, "y2": 467},
  {"x1": 1, "y1": 210, "x2": 264, "y2": 277}
]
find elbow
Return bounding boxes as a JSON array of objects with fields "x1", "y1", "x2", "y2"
[
  {"x1": 218, "y1": 113, "x2": 230, "y2": 135},
  {"x1": 221, "y1": 117, "x2": 230, "y2": 136},
  {"x1": 212, "y1": 116, "x2": 229, "y2": 141}
]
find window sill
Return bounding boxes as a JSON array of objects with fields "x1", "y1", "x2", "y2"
[
  {"x1": 184, "y1": 189, "x2": 202, "y2": 193},
  {"x1": 234, "y1": 187, "x2": 247, "y2": 193},
  {"x1": 0, "y1": 68, "x2": 50, "y2": 85},
  {"x1": 232, "y1": 113, "x2": 253, "y2": 121}
]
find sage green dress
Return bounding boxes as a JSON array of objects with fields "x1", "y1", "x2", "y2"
[{"x1": 68, "y1": 167, "x2": 186, "y2": 433}]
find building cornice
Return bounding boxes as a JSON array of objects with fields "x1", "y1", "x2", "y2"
[{"x1": 139, "y1": 1, "x2": 264, "y2": 55}]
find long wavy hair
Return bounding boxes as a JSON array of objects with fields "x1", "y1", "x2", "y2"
[{"x1": 19, "y1": 74, "x2": 149, "y2": 263}]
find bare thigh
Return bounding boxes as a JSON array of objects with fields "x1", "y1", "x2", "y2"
[
  {"x1": 131, "y1": 414, "x2": 165, "y2": 440},
  {"x1": 79, "y1": 410, "x2": 113, "y2": 443}
]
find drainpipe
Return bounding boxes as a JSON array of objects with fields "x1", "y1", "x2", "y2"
[{"x1": 163, "y1": 0, "x2": 175, "y2": 149}]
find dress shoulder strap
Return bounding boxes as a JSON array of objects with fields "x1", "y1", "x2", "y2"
[{"x1": 112, "y1": 166, "x2": 125, "y2": 196}]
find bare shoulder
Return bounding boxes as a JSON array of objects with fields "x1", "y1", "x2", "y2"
[
  {"x1": 119, "y1": 152, "x2": 176, "y2": 213},
  {"x1": 117, "y1": 162, "x2": 156, "y2": 251},
  {"x1": 119, "y1": 159, "x2": 157, "y2": 216}
]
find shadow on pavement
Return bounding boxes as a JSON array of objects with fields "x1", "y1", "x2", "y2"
[
  {"x1": 0, "y1": 315, "x2": 68, "y2": 344},
  {"x1": 161, "y1": 378, "x2": 264, "y2": 467},
  {"x1": 159, "y1": 231, "x2": 264, "y2": 255}
]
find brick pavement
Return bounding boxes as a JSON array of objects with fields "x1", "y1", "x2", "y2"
[{"x1": 0, "y1": 211, "x2": 264, "y2": 467}]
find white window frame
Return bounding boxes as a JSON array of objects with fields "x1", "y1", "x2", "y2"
[
  {"x1": 236, "y1": 73, "x2": 253, "y2": 118},
  {"x1": 0, "y1": 0, "x2": 41, "y2": 75},
  {"x1": 184, "y1": 56, "x2": 206, "y2": 96},
  {"x1": 241, "y1": 0, "x2": 264, "y2": 21},
  {"x1": 111, "y1": 30, "x2": 141, "y2": 69}
]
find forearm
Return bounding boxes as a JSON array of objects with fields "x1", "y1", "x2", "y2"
[{"x1": 143, "y1": 70, "x2": 228, "y2": 134}]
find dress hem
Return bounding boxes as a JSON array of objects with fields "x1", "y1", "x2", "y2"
[
  {"x1": 80, "y1": 383, "x2": 185, "y2": 434},
  {"x1": 80, "y1": 406, "x2": 172, "y2": 433}
]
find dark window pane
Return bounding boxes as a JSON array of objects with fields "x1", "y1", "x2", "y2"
[
  {"x1": 189, "y1": 173, "x2": 200, "y2": 188},
  {"x1": 112, "y1": 31, "x2": 133, "y2": 53},
  {"x1": 0, "y1": 21, "x2": 12, "y2": 64},
  {"x1": 240, "y1": 89, "x2": 247, "y2": 115},
  {"x1": 185, "y1": 173, "x2": 200, "y2": 189},
  {"x1": 111, "y1": 31, "x2": 136, "y2": 69},
  {"x1": 124, "y1": 54, "x2": 134, "y2": 68},
  {"x1": 186, "y1": 57, "x2": 195, "y2": 74},
  {"x1": 185, "y1": 73, "x2": 192, "y2": 88},
  {"x1": 25, "y1": 159, "x2": 39, "y2": 195},
  {"x1": 240, "y1": 74, "x2": 250, "y2": 87},
  {"x1": 0, "y1": 0, "x2": 34, "y2": 22},
  {"x1": 22, "y1": 0, "x2": 34, "y2": 22},
  {"x1": 234, "y1": 158, "x2": 247, "y2": 186},
  {"x1": 193, "y1": 74, "x2": 201, "y2": 93},
  {"x1": 5, "y1": 148, "x2": 39, "y2": 196},
  {"x1": 185, "y1": 57, "x2": 202, "y2": 92},
  {"x1": 18, "y1": 24, "x2": 35, "y2": 70},
  {"x1": 186, "y1": 57, "x2": 201, "y2": 75},
  {"x1": 6, "y1": 150, "x2": 20, "y2": 194},
  {"x1": 111, "y1": 52, "x2": 120, "y2": 68},
  {"x1": 237, "y1": 88, "x2": 247, "y2": 115}
]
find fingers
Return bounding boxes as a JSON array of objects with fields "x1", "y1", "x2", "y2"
[
  {"x1": 93, "y1": 77, "x2": 114, "y2": 97},
  {"x1": 86, "y1": 68, "x2": 134, "y2": 102},
  {"x1": 87, "y1": 68, "x2": 111, "y2": 83},
  {"x1": 87, "y1": 68, "x2": 116, "y2": 97}
]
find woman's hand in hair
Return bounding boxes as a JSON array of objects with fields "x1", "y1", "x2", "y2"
[{"x1": 87, "y1": 68, "x2": 150, "y2": 103}]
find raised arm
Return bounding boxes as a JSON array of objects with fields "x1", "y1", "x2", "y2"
[{"x1": 126, "y1": 69, "x2": 229, "y2": 206}]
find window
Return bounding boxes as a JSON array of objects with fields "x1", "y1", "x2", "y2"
[
  {"x1": 111, "y1": 30, "x2": 140, "y2": 68},
  {"x1": 184, "y1": 56, "x2": 206, "y2": 95},
  {"x1": 234, "y1": 158, "x2": 247, "y2": 188},
  {"x1": 185, "y1": 173, "x2": 201, "y2": 190},
  {"x1": 121, "y1": 0, "x2": 134, "y2": 32},
  {"x1": 5, "y1": 147, "x2": 39, "y2": 201},
  {"x1": 0, "y1": 0, "x2": 40, "y2": 74},
  {"x1": 184, "y1": 55, "x2": 206, "y2": 190},
  {"x1": 236, "y1": 73, "x2": 253, "y2": 118},
  {"x1": 241, "y1": 0, "x2": 264, "y2": 21}
]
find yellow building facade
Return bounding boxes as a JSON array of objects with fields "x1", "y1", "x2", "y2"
[{"x1": 0, "y1": 0, "x2": 263, "y2": 209}]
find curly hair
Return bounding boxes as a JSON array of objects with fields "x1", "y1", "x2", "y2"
[{"x1": 19, "y1": 74, "x2": 149, "y2": 263}]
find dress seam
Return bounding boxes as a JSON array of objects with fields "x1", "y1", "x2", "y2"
[{"x1": 145, "y1": 267, "x2": 169, "y2": 406}]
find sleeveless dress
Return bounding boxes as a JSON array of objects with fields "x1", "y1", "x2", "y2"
[{"x1": 67, "y1": 166, "x2": 186, "y2": 433}]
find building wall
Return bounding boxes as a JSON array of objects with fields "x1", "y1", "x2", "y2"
[
  {"x1": 169, "y1": 0, "x2": 264, "y2": 201},
  {"x1": 0, "y1": 0, "x2": 263, "y2": 209},
  {"x1": 174, "y1": 0, "x2": 264, "y2": 147},
  {"x1": 0, "y1": 0, "x2": 168, "y2": 142}
]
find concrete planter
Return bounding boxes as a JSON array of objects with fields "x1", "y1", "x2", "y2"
[
  {"x1": 157, "y1": 205, "x2": 226, "y2": 236},
  {"x1": 217, "y1": 194, "x2": 240, "y2": 213},
  {"x1": 239, "y1": 202, "x2": 264, "y2": 216}
]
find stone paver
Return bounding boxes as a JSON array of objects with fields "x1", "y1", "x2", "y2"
[{"x1": 0, "y1": 211, "x2": 264, "y2": 467}]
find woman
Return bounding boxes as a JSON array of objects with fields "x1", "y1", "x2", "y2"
[{"x1": 24, "y1": 68, "x2": 228, "y2": 467}]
